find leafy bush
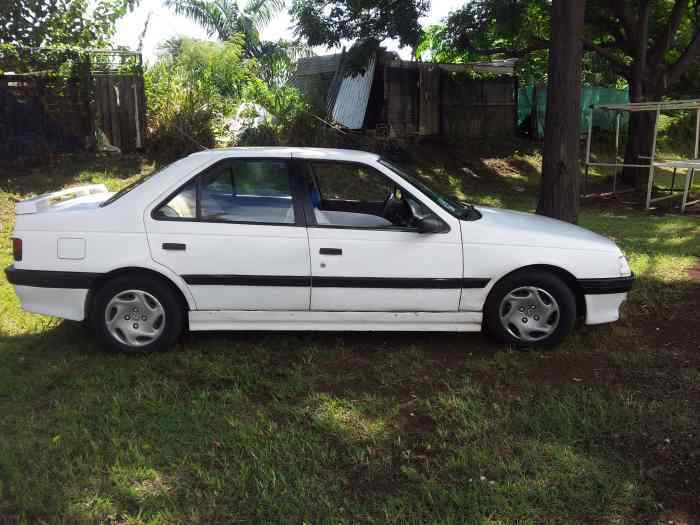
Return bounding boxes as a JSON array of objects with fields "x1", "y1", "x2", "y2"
[
  {"x1": 235, "y1": 79, "x2": 322, "y2": 146},
  {"x1": 145, "y1": 36, "x2": 257, "y2": 159},
  {"x1": 657, "y1": 111, "x2": 698, "y2": 157},
  {"x1": 145, "y1": 35, "x2": 324, "y2": 156}
]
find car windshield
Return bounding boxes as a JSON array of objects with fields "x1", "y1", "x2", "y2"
[
  {"x1": 100, "y1": 161, "x2": 177, "y2": 207},
  {"x1": 379, "y1": 159, "x2": 480, "y2": 220}
]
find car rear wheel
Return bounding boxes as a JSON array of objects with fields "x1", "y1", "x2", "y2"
[
  {"x1": 484, "y1": 270, "x2": 576, "y2": 348},
  {"x1": 92, "y1": 275, "x2": 184, "y2": 353}
]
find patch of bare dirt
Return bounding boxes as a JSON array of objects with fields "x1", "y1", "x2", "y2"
[
  {"x1": 640, "y1": 265, "x2": 700, "y2": 364},
  {"x1": 396, "y1": 400, "x2": 436, "y2": 438},
  {"x1": 523, "y1": 350, "x2": 625, "y2": 388}
]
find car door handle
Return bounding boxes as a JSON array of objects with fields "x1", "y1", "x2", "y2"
[
  {"x1": 319, "y1": 248, "x2": 342, "y2": 256},
  {"x1": 162, "y1": 243, "x2": 186, "y2": 251}
]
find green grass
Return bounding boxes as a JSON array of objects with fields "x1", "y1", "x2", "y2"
[{"x1": 1, "y1": 152, "x2": 699, "y2": 524}]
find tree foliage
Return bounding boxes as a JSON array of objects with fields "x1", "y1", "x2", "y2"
[
  {"x1": 146, "y1": 36, "x2": 257, "y2": 156},
  {"x1": 146, "y1": 36, "x2": 310, "y2": 157},
  {"x1": 164, "y1": 0, "x2": 307, "y2": 87},
  {"x1": 434, "y1": 0, "x2": 700, "y2": 92},
  {"x1": 164, "y1": 0, "x2": 286, "y2": 57},
  {"x1": 290, "y1": 0, "x2": 429, "y2": 67},
  {"x1": 439, "y1": 0, "x2": 700, "y2": 188},
  {"x1": 0, "y1": 0, "x2": 137, "y2": 48}
]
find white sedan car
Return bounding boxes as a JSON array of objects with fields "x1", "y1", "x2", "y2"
[{"x1": 6, "y1": 147, "x2": 634, "y2": 352}]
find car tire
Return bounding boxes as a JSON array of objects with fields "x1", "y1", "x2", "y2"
[
  {"x1": 92, "y1": 275, "x2": 184, "y2": 353},
  {"x1": 484, "y1": 270, "x2": 576, "y2": 349}
]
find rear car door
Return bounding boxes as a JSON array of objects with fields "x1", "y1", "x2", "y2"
[
  {"x1": 299, "y1": 158, "x2": 464, "y2": 312},
  {"x1": 145, "y1": 157, "x2": 311, "y2": 311}
]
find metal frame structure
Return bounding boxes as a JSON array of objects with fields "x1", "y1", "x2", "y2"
[{"x1": 584, "y1": 99, "x2": 700, "y2": 212}]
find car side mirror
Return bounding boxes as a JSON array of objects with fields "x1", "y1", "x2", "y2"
[{"x1": 416, "y1": 214, "x2": 446, "y2": 234}]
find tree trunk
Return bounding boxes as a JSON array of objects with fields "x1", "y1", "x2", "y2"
[
  {"x1": 536, "y1": 0, "x2": 586, "y2": 223},
  {"x1": 620, "y1": 109, "x2": 657, "y2": 190},
  {"x1": 619, "y1": 73, "x2": 662, "y2": 190}
]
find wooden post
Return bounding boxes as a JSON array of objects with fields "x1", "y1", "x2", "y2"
[
  {"x1": 694, "y1": 107, "x2": 700, "y2": 159},
  {"x1": 531, "y1": 85, "x2": 540, "y2": 139},
  {"x1": 133, "y1": 81, "x2": 142, "y2": 149},
  {"x1": 645, "y1": 107, "x2": 661, "y2": 209},
  {"x1": 613, "y1": 112, "x2": 621, "y2": 193},
  {"x1": 584, "y1": 104, "x2": 594, "y2": 195}
]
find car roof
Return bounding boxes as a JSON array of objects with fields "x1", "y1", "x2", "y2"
[{"x1": 188, "y1": 147, "x2": 381, "y2": 163}]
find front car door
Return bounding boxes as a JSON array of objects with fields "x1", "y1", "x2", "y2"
[
  {"x1": 145, "y1": 156, "x2": 311, "y2": 311},
  {"x1": 296, "y1": 154, "x2": 464, "y2": 312}
]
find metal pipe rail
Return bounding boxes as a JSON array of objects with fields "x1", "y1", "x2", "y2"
[{"x1": 584, "y1": 99, "x2": 700, "y2": 213}]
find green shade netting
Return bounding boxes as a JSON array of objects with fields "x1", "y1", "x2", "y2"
[{"x1": 518, "y1": 85, "x2": 629, "y2": 137}]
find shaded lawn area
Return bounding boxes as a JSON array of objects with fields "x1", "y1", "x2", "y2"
[{"x1": 0, "y1": 148, "x2": 699, "y2": 524}]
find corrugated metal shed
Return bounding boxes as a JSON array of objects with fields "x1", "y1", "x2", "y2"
[
  {"x1": 330, "y1": 56, "x2": 376, "y2": 130},
  {"x1": 441, "y1": 59, "x2": 517, "y2": 75},
  {"x1": 295, "y1": 55, "x2": 342, "y2": 76},
  {"x1": 297, "y1": 54, "x2": 517, "y2": 78},
  {"x1": 293, "y1": 52, "x2": 517, "y2": 137},
  {"x1": 384, "y1": 58, "x2": 517, "y2": 76}
]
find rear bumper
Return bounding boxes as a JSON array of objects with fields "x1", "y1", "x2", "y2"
[
  {"x1": 578, "y1": 274, "x2": 635, "y2": 325},
  {"x1": 5, "y1": 266, "x2": 99, "y2": 289},
  {"x1": 5, "y1": 266, "x2": 91, "y2": 321}
]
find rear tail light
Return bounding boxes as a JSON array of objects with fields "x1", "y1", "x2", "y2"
[{"x1": 11, "y1": 238, "x2": 22, "y2": 261}]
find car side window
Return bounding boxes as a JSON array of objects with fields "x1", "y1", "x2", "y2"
[
  {"x1": 155, "y1": 180, "x2": 197, "y2": 219},
  {"x1": 304, "y1": 161, "x2": 414, "y2": 229},
  {"x1": 154, "y1": 159, "x2": 296, "y2": 224},
  {"x1": 313, "y1": 162, "x2": 391, "y2": 202}
]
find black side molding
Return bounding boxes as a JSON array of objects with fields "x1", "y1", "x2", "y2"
[
  {"x1": 6, "y1": 265, "x2": 492, "y2": 292},
  {"x1": 183, "y1": 274, "x2": 311, "y2": 287},
  {"x1": 578, "y1": 274, "x2": 635, "y2": 294},
  {"x1": 5, "y1": 266, "x2": 100, "y2": 289},
  {"x1": 181, "y1": 274, "x2": 491, "y2": 289},
  {"x1": 311, "y1": 277, "x2": 490, "y2": 289},
  {"x1": 462, "y1": 278, "x2": 491, "y2": 289}
]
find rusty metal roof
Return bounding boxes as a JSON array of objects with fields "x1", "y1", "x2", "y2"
[
  {"x1": 294, "y1": 53, "x2": 516, "y2": 130},
  {"x1": 330, "y1": 56, "x2": 376, "y2": 130},
  {"x1": 295, "y1": 54, "x2": 343, "y2": 76}
]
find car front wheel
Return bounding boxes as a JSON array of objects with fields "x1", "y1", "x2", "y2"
[
  {"x1": 484, "y1": 270, "x2": 576, "y2": 348},
  {"x1": 92, "y1": 275, "x2": 184, "y2": 353}
]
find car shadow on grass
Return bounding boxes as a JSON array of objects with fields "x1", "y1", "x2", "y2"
[
  {"x1": 1, "y1": 271, "x2": 699, "y2": 523},
  {"x1": 1, "y1": 311, "x2": 698, "y2": 523}
]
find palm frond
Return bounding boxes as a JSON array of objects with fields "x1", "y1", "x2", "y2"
[
  {"x1": 242, "y1": 0, "x2": 286, "y2": 31},
  {"x1": 166, "y1": 0, "x2": 284, "y2": 57},
  {"x1": 164, "y1": 0, "x2": 240, "y2": 40}
]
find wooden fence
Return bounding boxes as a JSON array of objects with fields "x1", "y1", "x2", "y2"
[
  {"x1": 382, "y1": 62, "x2": 517, "y2": 140},
  {"x1": 1, "y1": 47, "x2": 146, "y2": 164},
  {"x1": 441, "y1": 76, "x2": 517, "y2": 140},
  {"x1": 0, "y1": 74, "x2": 92, "y2": 161},
  {"x1": 94, "y1": 74, "x2": 146, "y2": 154}
]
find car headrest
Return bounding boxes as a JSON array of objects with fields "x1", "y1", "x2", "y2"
[{"x1": 309, "y1": 184, "x2": 321, "y2": 208}]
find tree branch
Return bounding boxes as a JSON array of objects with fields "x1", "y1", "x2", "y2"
[
  {"x1": 648, "y1": 0, "x2": 688, "y2": 67},
  {"x1": 456, "y1": 35, "x2": 549, "y2": 58},
  {"x1": 593, "y1": 12, "x2": 634, "y2": 55},
  {"x1": 611, "y1": 26, "x2": 634, "y2": 56},
  {"x1": 666, "y1": 30, "x2": 700, "y2": 85},
  {"x1": 581, "y1": 36, "x2": 631, "y2": 77},
  {"x1": 609, "y1": 0, "x2": 637, "y2": 42},
  {"x1": 634, "y1": 1, "x2": 651, "y2": 81}
]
